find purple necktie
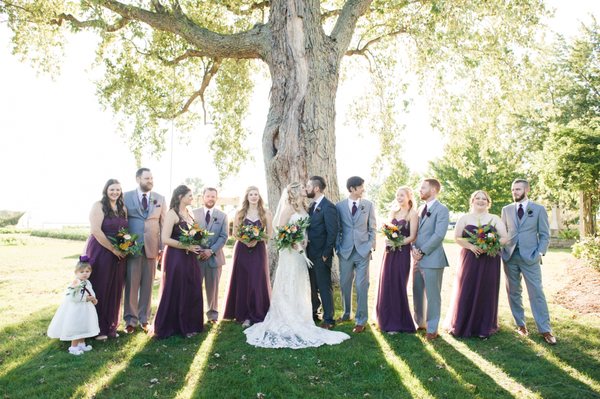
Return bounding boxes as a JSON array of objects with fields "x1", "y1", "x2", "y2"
[
  {"x1": 517, "y1": 204, "x2": 524, "y2": 219},
  {"x1": 205, "y1": 210, "x2": 211, "y2": 225},
  {"x1": 351, "y1": 202, "x2": 357, "y2": 216},
  {"x1": 142, "y1": 193, "x2": 148, "y2": 210},
  {"x1": 421, "y1": 204, "x2": 428, "y2": 218}
]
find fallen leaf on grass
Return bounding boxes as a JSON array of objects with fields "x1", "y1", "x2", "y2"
[
  {"x1": 142, "y1": 362, "x2": 152, "y2": 367},
  {"x1": 150, "y1": 378, "x2": 159, "y2": 385},
  {"x1": 214, "y1": 353, "x2": 221, "y2": 358},
  {"x1": 257, "y1": 393, "x2": 265, "y2": 399},
  {"x1": 435, "y1": 364, "x2": 445, "y2": 369}
]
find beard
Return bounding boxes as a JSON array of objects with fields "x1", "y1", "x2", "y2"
[
  {"x1": 513, "y1": 193, "x2": 525, "y2": 202},
  {"x1": 139, "y1": 182, "x2": 153, "y2": 192},
  {"x1": 306, "y1": 190, "x2": 316, "y2": 199}
]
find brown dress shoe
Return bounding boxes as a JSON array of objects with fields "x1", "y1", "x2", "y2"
[
  {"x1": 516, "y1": 325, "x2": 529, "y2": 337},
  {"x1": 320, "y1": 322, "x2": 335, "y2": 330},
  {"x1": 541, "y1": 332, "x2": 557, "y2": 345},
  {"x1": 141, "y1": 323, "x2": 149, "y2": 332},
  {"x1": 352, "y1": 325, "x2": 365, "y2": 333},
  {"x1": 425, "y1": 332, "x2": 439, "y2": 341},
  {"x1": 125, "y1": 325, "x2": 136, "y2": 334},
  {"x1": 336, "y1": 317, "x2": 351, "y2": 323}
]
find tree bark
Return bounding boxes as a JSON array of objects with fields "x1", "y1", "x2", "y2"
[{"x1": 579, "y1": 190, "x2": 596, "y2": 237}]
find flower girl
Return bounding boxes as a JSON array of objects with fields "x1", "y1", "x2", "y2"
[{"x1": 47, "y1": 256, "x2": 100, "y2": 355}]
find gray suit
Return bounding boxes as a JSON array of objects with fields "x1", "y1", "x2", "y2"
[
  {"x1": 123, "y1": 190, "x2": 166, "y2": 327},
  {"x1": 336, "y1": 198, "x2": 376, "y2": 326},
  {"x1": 413, "y1": 200, "x2": 449, "y2": 333},
  {"x1": 501, "y1": 201, "x2": 551, "y2": 333},
  {"x1": 192, "y1": 207, "x2": 228, "y2": 321}
]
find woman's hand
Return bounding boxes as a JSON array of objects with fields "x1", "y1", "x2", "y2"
[
  {"x1": 469, "y1": 244, "x2": 484, "y2": 257},
  {"x1": 112, "y1": 249, "x2": 126, "y2": 259},
  {"x1": 188, "y1": 245, "x2": 202, "y2": 254},
  {"x1": 246, "y1": 240, "x2": 258, "y2": 248},
  {"x1": 87, "y1": 295, "x2": 98, "y2": 305}
]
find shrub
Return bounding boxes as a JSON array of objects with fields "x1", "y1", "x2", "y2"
[
  {"x1": 0, "y1": 211, "x2": 25, "y2": 227},
  {"x1": 572, "y1": 235, "x2": 600, "y2": 272},
  {"x1": 30, "y1": 229, "x2": 88, "y2": 241},
  {"x1": 0, "y1": 226, "x2": 31, "y2": 234},
  {"x1": 558, "y1": 229, "x2": 580, "y2": 240}
]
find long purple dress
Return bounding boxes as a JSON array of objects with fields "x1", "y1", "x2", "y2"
[
  {"x1": 376, "y1": 219, "x2": 416, "y2": 333},
  {"x1": 153, "y1": 221, "x2": 204, "y2": 339},
  {"x1": 86, "y1": 215, "x2": 128, "y2": 337},
  {"x1": 223, "y1": 219, "x2": 271, "y2": 323},
  {"x1": 446, "y1": 224, "x2": 501, "y2": 338}
]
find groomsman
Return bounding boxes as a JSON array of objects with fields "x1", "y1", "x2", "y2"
[
  {"x1": 193, "y1": 188, "x2": 228, "y2": 323},
  {"x1": 412, "y1": 178, "x2": 449, "y2": 340},
  {"x1": 501, "y1": 179, "x2": 555, "y2": 345},
  {"x1": 336, "y1": 176, "x2": 377, "y2": 333},
  {"x1": 306, "y1": 176, "x2": 339, "y2": 329},
  {"x1": 123, "y1": 168, "x2": 166, "y2": 333}
]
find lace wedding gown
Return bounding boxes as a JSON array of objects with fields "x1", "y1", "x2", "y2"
[{"x1": 244, "y1": 213, "x2": 350, "y2": 349}]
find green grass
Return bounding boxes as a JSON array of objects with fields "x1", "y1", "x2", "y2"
[{"x1": 0, "y1": 234, "x2": 599, "y2": 398}]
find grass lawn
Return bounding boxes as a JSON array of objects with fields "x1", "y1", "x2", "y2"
[{"x1": 0, "y1": 233, "x2": 599, "y2": 399}]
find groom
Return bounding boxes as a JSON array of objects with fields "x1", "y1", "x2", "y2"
[
  {"x1": 411, "y1": 178, "x2": 449, "y2": 340},
  {"x1": 336, "y1": 176, "x2": 377, "y2": 333},
  {"x1": 306, "y1": 176, "x2": 339, "y2": 330},
  {"x1": 123, "y1": 168, "x2": 166, "y2": 333},
  {"x1": 193, "y1": 187, "x2": 228, "y2": 323},
  {"x1": 501, "y1": 179, "x2": 555, "y2": 345}
]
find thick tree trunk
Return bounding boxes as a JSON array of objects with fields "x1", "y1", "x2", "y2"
[
  {"x1": 261, "y1": 0, "x2": 341, "y2": 274},
  {"x1": 579, "y1": 190, "x2": 596, "y2": 237}
]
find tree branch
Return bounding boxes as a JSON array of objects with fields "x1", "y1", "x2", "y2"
[
  {"x1": 222, "y1": 0, "x2": 270, "y2": 16},
  {"x1": 162, "y1": 58, "x2": 222, "y2": 120},
  {"x1": 51, "y1": 13, "x2": 129, "y2": 32},
  {"x1": 330, "y1": 0, "x2": 373, "y2": 57},
  {"x1": 321, "y1": 8, "x2": 341, "y2": 21},
  {"x1": 98, "y1": 0, "x2": 267, "y2": 59},
  {"x1": 345, "y1": 28, "x2": 407, "y2": 56}
]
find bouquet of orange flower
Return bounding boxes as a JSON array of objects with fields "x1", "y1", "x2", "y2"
[
  {"x1": 381, "y1": 223, "x2": 405, "y2": 251},
  {"x1": 238, "y1": 224, "x2": 267, "y2": 244},
  {"x1": 465, "y1": 222, "x2": 502, "y2": 258},
  {"x1": 109, "y1": 227, "x2": 143, "y2": 256},
  {"x1": 179, "y1": 222, "x2": 213, "y2": 248},
  {"x1": 275, "y1": 217, "x2": 310, "y2": 252}
]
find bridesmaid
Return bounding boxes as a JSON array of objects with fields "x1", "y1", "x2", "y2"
[
  {"x1": 223, "y1": 186, "x2": 273, "y2": 328},
  {"x1": 445, "y1": 190, "x2": 508, "y2": 338},
  {"x1": 152, "y1": 185, "x2": 204, "y2": 339},
  {"x1": 86, "y1": 179, "x2": 128, "y2": 340},
  {"x1": 376, "y1": 186, "x2": 418, "y2": 334}
]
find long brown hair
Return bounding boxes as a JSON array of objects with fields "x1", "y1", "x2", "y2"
[
  {"x1": 170, "y1": 185, "x2": 191, "y2": 220},
  {"x1": 235, "y1": 186, "x2": 267, "y2": 228},
  {"x1": 101, "y1": 179, "x2": 126, "y2": 218}
]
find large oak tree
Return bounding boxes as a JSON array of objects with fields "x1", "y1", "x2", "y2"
[{"x1": 1, "y1": 0, "x2": 546, "y2": 209}]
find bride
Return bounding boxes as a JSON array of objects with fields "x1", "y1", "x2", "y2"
[{"x1": 244, "y1": 182, "x2": 350, "y2": 349}]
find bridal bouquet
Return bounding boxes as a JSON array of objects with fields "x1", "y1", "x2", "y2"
[
  {"x1": 381, "y1": 223, "x2": 405, "y2": 251},
  {"x1": 179, "y1": 222, "x2": 213, "y2": 248},
  {"x1": 275, "y1": 217, "x2": 310, "y2": 252},
  {"x1": 465, "y1": 222, "x2": 502, "y2": 258},
  {"x1": 238, "y1": 224, "x2": 267, "y2": 244},
  {"x1": 109, "y1": 227, "x2": 143, "y2": 257}
]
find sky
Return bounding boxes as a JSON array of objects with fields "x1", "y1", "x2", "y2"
[{"x1": 1, "y1": 0, "x2": 598, "y2": 227}]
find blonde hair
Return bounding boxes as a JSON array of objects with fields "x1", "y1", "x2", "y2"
[
  {"x1": 389, "y1": 186, "x2": 414, "y2": 219},
  {"x1": 235, "y1": 186, "x2": 267, "y2": 228},
  {"x1": 287, "y1": 182, "x2": 308, "y2": 211},
  {"x1": 75, "y1": 261, "x2": 92, "y2": 273},
  {"x1": 469, "y1": 190, "x2": 492, "y2": 211}
]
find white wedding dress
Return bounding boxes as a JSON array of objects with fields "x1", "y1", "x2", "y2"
[{"x1": 244, "y1": 213, "x2": 350, "y2": 349}]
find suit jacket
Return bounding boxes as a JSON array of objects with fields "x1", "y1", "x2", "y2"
[
  {"x1": 336, "y1": 198, "x2": 377, "y2": 259},
  {"x1": 124, "y1": 190, "x2": 166, "y2": 259},
  {"x1": 307, "y1": 196, "x2": 339, "y2": 260},
  {"x1": 192, "y1": 207, "x2": 228, "y2": 268},
  {"x1": 414, "y1": 200, "x2": 449, "y2": 269},
  {"x1": 501, "y1": 201, "x2": 550, "y2": 265}
]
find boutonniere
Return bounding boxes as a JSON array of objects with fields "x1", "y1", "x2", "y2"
[
  {"x1": 426, "y1": 211, "x2": 431, "y2": 217},
  {"x1": 213, "y1": 217, "x2": 218, "y2": 223},
  {"x1": 360, "y1": 205, "x2": 365, "y2": 211},
  {"x1": 527, "y1": 210, "x2": 533, "y2": 216},
  {"x1": 315, "y1": 207, "x2": 321, "y2": 213}
]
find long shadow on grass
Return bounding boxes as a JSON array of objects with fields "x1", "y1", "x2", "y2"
[
  {"x1": 192, "y1": 322, "x2": 417, "y2": 398},
  {"x1": 0, "y1": 306, "x2": 122, "y2": 399},
  {"x1": 459, "y1": 320, "x2": 600, "y2": 399},
  {"x1": 92, "y1": 323, "x2": 216, "y2": 399},
  {"x1": 383, "y1": 332, "x2": 514, "y2": 398}
]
